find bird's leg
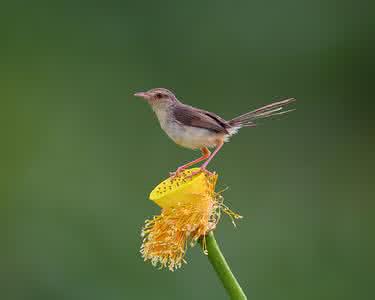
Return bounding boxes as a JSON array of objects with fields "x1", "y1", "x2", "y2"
[
  {"x1": 189, "y1": 141, "x2": 224, "y2": 177},
  {"x1": 170, "y1": 147, "x2": 211, "y2": 177}
]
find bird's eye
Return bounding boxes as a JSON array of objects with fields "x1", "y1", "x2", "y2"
[{"x1": 155, "y1": 93, "x2": 163, "y2": 99}]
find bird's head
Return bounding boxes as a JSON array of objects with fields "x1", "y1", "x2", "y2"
[{"x1": 134, "y1": 88, "x2": 178, "y2": 108}]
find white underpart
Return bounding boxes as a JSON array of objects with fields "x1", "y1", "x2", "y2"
[
  {"x1": 163, "y1": 121, "x2": 221, "y2": 149},
  {"x1": 151, "y1": 102, "x2": 240, "y2": 150},
  {"x1": 224, "y1": 126, "x2": 240, "y2": 142}
]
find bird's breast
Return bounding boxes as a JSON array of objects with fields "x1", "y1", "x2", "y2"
[
  {"x1": 152, "y1": 105, "x2": 227, "y2": 149},
  {"x1": 162, "y1": 121, "x2": 223, "y2": 149}
]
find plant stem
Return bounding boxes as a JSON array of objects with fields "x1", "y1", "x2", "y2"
[{"x1": 201, "y1": 232, "x2": 247, "y2": 300}]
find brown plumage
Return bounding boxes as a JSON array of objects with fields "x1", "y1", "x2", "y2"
[
  {"x1": 172, "y1": 105, "x2": 230, "y2": 134},
  {"x1": 135, "y1": 88, "x2": 295, "y2": 176}
]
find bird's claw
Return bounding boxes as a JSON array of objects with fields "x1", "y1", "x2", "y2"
[
  {"x1": 186, "y1": 168, "x2": 213, "y2": 179},
  {"x1": 169, "y1": 167, "x2": 185, "y2": 179},
  {"x1": 169, "y1": 167, "x2": 213, "y2": 179}
]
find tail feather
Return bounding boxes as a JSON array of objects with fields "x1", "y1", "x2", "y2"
[{"x1": 228, "y1": 98, "x2": 296, "y2": 127}]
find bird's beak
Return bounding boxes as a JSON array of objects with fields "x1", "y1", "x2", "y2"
[{"x1": 134, "y1": 92, "x2": 151, "y2": 100}]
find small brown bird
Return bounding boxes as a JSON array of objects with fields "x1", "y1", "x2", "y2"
[{"x1": 135, "y1": 88, "x2": 295, "y2": 176}]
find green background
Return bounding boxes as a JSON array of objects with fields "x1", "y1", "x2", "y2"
[{"x1": 2, "y1": 0, "x2": 374, "y2": 299}]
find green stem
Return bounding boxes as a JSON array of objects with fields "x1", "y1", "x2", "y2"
[{"x1": 201, "y1": 232, "x2": 247, "y2": 300}]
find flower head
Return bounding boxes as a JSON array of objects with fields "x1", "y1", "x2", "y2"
[{"x1": 140, "y1": 168, "x2": 241, "y2": 271}]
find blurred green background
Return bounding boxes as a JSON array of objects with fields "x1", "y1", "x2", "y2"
[{"x1": 2, "y1": 0, "x2": 374, "y2": 299}]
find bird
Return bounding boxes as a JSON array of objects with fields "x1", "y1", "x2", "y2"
[{"x1": 134, "y1": 88, "x2": 295, "y2": 177}]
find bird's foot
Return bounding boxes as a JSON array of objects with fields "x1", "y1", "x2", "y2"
[
  {"x1": 169, "y1": 167, "x2": 213, "y2": 179},
  {"x1": 187, "y1": 167, "x2": 213, "y2": 179},
  {"x1": 169, "y1": 166, "x2": 186, "y2": 178}
]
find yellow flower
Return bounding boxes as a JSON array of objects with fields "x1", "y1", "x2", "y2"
[{"x1": 140, "y1": 168, "x2": 242, "y2": 271}]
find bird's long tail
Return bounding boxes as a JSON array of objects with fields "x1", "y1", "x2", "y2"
[{"x1": 228, "y1": 98, "x2": 296, "y2": 128}]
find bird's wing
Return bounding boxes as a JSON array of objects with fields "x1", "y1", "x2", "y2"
[{"x1": 173, "y1": 105, "x2": 229, "y2": 134}]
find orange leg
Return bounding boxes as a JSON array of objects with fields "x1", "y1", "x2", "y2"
[
  {"x1": 189, "y1": 140, "x2": 224, "y2": 177},
  {"x1": 170, "y1": 147, "x2": 211, "y2": 176},
  {"x1": 200, "y1": 141, "x2": 224, "y2": 170}
]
